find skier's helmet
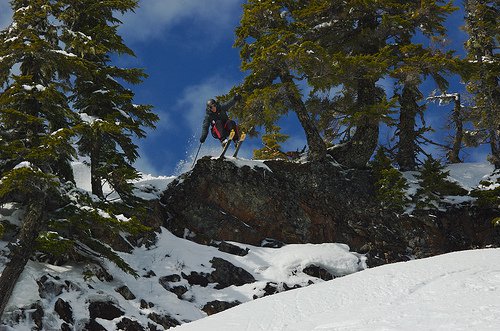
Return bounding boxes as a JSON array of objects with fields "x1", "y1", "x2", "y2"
[{"x1": 206, "y1": 99, "x2": 217, "y2": 110}]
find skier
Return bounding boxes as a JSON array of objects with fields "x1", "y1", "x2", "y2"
[{"x1": 199, "y1": 94, "x2": 242, "y2": 146}]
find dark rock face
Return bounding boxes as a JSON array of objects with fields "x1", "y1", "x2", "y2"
[
  {"x1": 37, "y1": 275, "x2": 67, "y2": 298},
  {"x1": 161, "y1": 157, "x2": 500, "y2": 266},
  {"x1": 214, "y1": 241, "x2": 249, "y2": 256},
  {"x1": 181, "y1": 271, "x2": 210, "y2": 287},
  {"x1": 253, "y1": 282, "x2": 304, "y2": 299},
  {"x1": 116, "y1": 317, "x2": 145, "y2": 331},
  {"x1": 303, "y1": 265, "x2": 334, "y2": 281},
  {"x1": 209, "y1": 257, "x2": 255, "y2": 289},
  {"x1": 88, "y1": 301, "x2": 124, "y2": 320},
  {"x1": 147, "y1": 312, "x2": 180, "y2": 329},
  {"x1": 54, "y1": 298, "x2": 73, "y2": 324},
  {"x1": 115, "y1": 285, "x2": 136, "y2": 300},
  {"x1": 202, "y1": 300, "x2": 240, "y2": 315}
]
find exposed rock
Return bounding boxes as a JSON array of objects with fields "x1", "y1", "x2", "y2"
[
  {"x1": 143, "y1": 270, "x2": 157, "y2": 278},
  {"x1": 61, "y1": 322, "x2": 72, "y2": 331},
  {"x1": 161, "y1": 157, "x2": 500, "y2": 266},
  {"x1": 54, "y1": 298, "x2": 73, "y2": 324},
  {"x1": 253, "y1": 282, "x2": 303, "y2": 299},
  {"x1": 147, "y1": 312, "x2": 180, "y2": 329},
  {"x1": 261, "y1": 238, "x2": 285, "y2": 248},
  {"x1": 116, "y1": 317, "x2": 145, "y2": 331},
  {"x1": 37, "y1": 275, "x2": 67, "y2": 298},
  {"x1": 88, "y1": 301, "x2": 124, "y2": 320},
  {"x1": 31, "y1": 302, "x2": 44, "y2": 330},
  {"x1": 85, "y1": 319, "x2": 107, "y2": 331},
  {"x1": 170, "y1": 285, "x2": 188, "y2": 299},
  {"x1": 202, "y1": 300, "x2": 241, "y2": 315},
  {"x1": 303, "y1": 265, "x2": 334, "y2": 281},
  {"x1": 116, "y1": 285, "x2": 136, "y2": 300},
  {"x1": 83, "y1": 263, "x2": 113, "y2": 282},
  {"x1": 213, "y1": 241, "x2": 249, "y2": 256},
  {"x1": 160, "y1": 274, "x2": 181, "y2": 283},
  {"x1": 209, "y1": 257, "x2": 255, "y2": 289},
  {"x1": 158, "y1": 276, "x2": 188, "y2": 299},
  {"x1": 181, "y1": 271, "x2": 210, "y2": 287},
  {"x1": 139, "y1": 299, "x2": 155, "y2": 310}
]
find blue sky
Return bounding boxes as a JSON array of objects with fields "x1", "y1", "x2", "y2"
[{"x1": 0, "y1": 1, "x2": 488, "y2": 176}]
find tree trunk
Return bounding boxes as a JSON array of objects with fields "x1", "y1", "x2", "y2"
[
  {"x1": 328, "y1": 78, "x2": 379, "y2": 168},
  {"x1": 396, "y1": 85, "x2": 419, "y2": 171},
  {"x1": 448, "y1": 94, "x2": 463, "y2": 164},
  {"x1": 293, "y1": 101, "x2": 327, "y2": 161},
  {"x1": 0, "y1": 199, "x2": 46, "y2": 317},
  {"x1": 91, "y1": 133, "x2": 104, "y2": 199},
  {"x1": 280, "y1": 74, "x2": 327, "y2": 162}
]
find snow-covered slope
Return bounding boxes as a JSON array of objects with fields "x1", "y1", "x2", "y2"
[
  {"x1": 2, "y1": 229, "x2": 366, "y2": 330},
  {"x1": 1, "y1": 161, "x2": 498, "y2": 330},
  {"x1": 173, "y1": 248, "x2": 500, "y2": 331}
]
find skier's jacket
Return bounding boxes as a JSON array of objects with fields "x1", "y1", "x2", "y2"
[{"x1": 200, "y1": 95, "x2": 239, "y2": 143}]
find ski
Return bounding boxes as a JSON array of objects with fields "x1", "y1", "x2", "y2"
[
  {"x1": 219, "y1": 130, "x2": 235, "y2": 158},
  {"x1": 232, "y1": 132, "x2": 246, "y2": 158}
]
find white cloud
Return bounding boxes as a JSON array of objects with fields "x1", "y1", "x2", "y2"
[
  {"x1": 0, "y1": 3, "x2": 12, "y2": 30},
  {"x1": 120, "y1": 0, "x2": 242, "y2": 42}
]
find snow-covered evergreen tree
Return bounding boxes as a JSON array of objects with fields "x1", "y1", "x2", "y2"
[
  {"x1": 0, "y1": 0, "x2": 154, "y2": 316},
  {"x1": 59, "y1": 0, "x2": 158, "y2": 201}
]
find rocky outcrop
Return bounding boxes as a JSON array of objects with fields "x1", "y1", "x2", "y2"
[{"x1": 161, "y1": 157, "x2": 500, "y2": 266}]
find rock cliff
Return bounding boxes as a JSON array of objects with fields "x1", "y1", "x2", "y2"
[{"x1": 161, "y1": 156, "x2": 499, "y2": 266}]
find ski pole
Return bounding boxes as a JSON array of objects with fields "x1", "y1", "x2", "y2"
[{"x1": 192, "y1": 142, "x2": 202, "y2": 168}]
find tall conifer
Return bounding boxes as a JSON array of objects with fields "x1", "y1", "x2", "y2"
[
  {"x1": 463, "y1": 0, "x2": 499, "y2": 169},
  {"x1": 59, "y1": 0, "x2": 158, "y2": 200},
  {"x1": 0, "y1": 0, "x2": 78, "y2": 315},
  {"x1": 234, "y1": 0, "x2": 327, "y2": 161}
]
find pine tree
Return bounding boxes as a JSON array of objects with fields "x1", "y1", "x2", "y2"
[
  {"x1": 293, "y1": 0, "x2": 394, "y2": 168},
  {"x1": 381, "y1": 1, "x2": 458, "y2": 171},
  {"x1": 0, "y1": 0, "x2": 78, "y2": 315},
  {"x1": 59, "y1": 0, "x2": 158, "y2": 201},
  {"x1": 414, "y1": 156, "x2": 466, "y2": 209},
  {"x1": 233, "y1": 0, "x2": 327, "y2": 161},
  {"x1": 371, "y1": 148, "x2": 409, "y2": 212},
  {"x1": 0, "y1": 0, "x2": 154, "y2": 316},
  {"x1": 463, "y1": 0, "x2": 500, "y2": 169},
  {"x1": 253, "y1": 125, "x2": 289, "y2": 160}
]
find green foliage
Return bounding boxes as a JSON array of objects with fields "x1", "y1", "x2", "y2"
[
  {"x1": 462, "y1": 0, "x2": 500, "y2": 168},
  {"x1": 415, "y1": 157, "x2": 467, "y2": 209},
  {"x1": 0, "y1": 223, "x2": 4, "y2": 239},
  {"x1": 253, "y1": 125, "x2": 289, "y2": 160},
  {"x1": 36, "y1": 231, "x2": 75, "y2": 257},
  {"x1": 371, "y1": 148, "x2": 409, "y2": 212},
  {"x1": 45, "y1": 184, "x2": 150, "y2": 276},
  {"x1": 0, "y1": 167, "x2": 57, "y2": 201},
  {"x1": 57, "y1": 0, "x2": 158, "y2": 200},
  {"x1": 470, "y1": 177, "x2": 500, "y2": 208},
  {"x1": 0, "y1": 0, "x2": 153, "y2": 279}
]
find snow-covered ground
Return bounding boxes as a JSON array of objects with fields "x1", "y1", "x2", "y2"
[
  {"x1": 173, "y1": 248, "x2": 500, "y2": 331},
  {"x1": 2, "y1": 229, "x2": 366, "y2": 330},
  {"x1": 1, "y1": 161, "x2": 498, "y2": 330}
]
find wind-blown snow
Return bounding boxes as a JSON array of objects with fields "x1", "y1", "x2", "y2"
[{"x1": 173, "y1": 249, "x2": 500, "y2": 331}]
